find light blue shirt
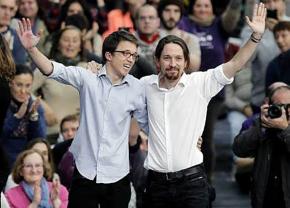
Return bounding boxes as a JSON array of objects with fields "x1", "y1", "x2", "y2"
[{"x1": 49, "y1": 61, "x2": 147, "y2": 183}]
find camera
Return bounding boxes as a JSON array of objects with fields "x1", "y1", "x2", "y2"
[
  {"x1": 266, "y1": 9, "x2": 278, "y2": 19},
  {"x1": 268, "y1": 104, "x2": 290, "y2": 119}
]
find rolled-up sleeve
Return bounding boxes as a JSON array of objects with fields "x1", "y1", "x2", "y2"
[{"x1": 214, "y1": 64, "x2": 234, "y2": 85}]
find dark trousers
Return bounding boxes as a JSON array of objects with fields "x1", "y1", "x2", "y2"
[
  {"x1": 145, "y1": 169, "x2": 209, "y2": 208},
  {"x1": 202, "y1": 98, "x2": 223, "y2": 182},
  {"x1": 68, "y1": 168, "x2": 131, "y2": 208}
]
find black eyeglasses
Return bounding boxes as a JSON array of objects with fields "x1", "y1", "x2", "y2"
[{"x1": 114, "y1": 50, "x2": 139, "y2": 61}]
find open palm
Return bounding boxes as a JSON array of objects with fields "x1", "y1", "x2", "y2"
[
  {"x1": 246, "y1": 3, "x2": 266, "y2": 35},
  {"x1": 17, "y1": 18, "x2": 40, "y2": 50}
]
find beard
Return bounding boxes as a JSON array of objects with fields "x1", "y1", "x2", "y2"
[
  {"x1": 161, "y1": 18, "x2": 178, "y2": 30},
  {"x1": 164, "y1": 67, "x2": 180, "y2": 80}
]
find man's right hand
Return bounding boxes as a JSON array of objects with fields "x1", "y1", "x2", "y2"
[
  {"x1": 260, "y1": 103, "x2": 289, "y2": 129},
  {"x1": 17, "y1": 18, "x2": 40, "y2": 51},
  {"x1": 87, "y1": 61, "x2": 102, "y2": 74}
]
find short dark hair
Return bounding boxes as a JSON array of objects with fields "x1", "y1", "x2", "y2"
[
  {"x1": 188, "y1": 0, "x2": 214, "y2": 15},
  {"x1": 64, "y1": 13, "x2": 89, "y2": 31},
  {"x1": 155, "y1": 35, "x2": 190, "y2": 69},
  {"x1": 102, "y1": 30, "x2": 138, "y2": 64},
  {"x1": 273, "y1": 21, "x2": 290, "y2": 35},
  {"x1": 60, "y1": 114, "x2": 79, "y2": 132},
  {"x1": 158, "y1": 0, "x2": 184, "y2": 18},
  {"x1": 15, "y1": 64, "x2": 33, "y2": 78}
]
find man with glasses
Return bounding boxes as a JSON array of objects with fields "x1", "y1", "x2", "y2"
[
  {"x1": 16, "y1": 19, "x2": 147, "y2": 208},
  {"x1": 233, "y1": 85, "x2": 290, "y2": 208}
]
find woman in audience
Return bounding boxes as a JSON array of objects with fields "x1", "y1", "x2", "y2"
[
  {"x1": 5, "y1": 138, "x2": 56, "y2": 191},
  {"x1": 58, "y1": 0, "x2": 103, "y2": 56},
  {"x1": 5, "y1": 149, "x2": 68, "y2": 208},
  {"x1": 0, "y1": 64, "x2": 46, "y2": 169}
]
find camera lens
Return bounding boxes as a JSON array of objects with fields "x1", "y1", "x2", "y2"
[{"x1": 268, "y1": 104, "x2": 282, "y2": 119}]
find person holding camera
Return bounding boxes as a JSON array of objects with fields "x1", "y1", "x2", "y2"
[{"x1": 233, "y1": 85, "x2": 290, "y2": 208}]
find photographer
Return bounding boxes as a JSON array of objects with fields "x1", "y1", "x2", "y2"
[{"x1": 233, "y1": 85, "x2": 290, "y2": 208}]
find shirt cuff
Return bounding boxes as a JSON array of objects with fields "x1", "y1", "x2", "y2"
[
  {"x1": 48, "y1": 61, "x2": 63, "y2": 78},
  {"x1": 214, "y1": 64, "x2": 234, "y2": 85}
]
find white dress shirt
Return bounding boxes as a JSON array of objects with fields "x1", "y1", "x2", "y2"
[{"x1": 142, "y1": 65, "x2": 233, "y2": 172}]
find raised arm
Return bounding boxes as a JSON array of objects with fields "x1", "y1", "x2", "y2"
[
  {"x1": 223, "y1": 3, "x2": 266, "y2": 79},
  {"x1": 17, "y1": 18, "x2": 53, "y2": 76}
]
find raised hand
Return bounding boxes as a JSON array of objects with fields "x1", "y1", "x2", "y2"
[
  {"x1": 29, "y1": 183, "x2": 41, "y2": 208},
  {"x1": 86, "y1": 61, "x2": 102, "y2": 74},
  {"x1": 14, "y1": 97, "x2": 29, "y2": 119},
  {"x1": 17, "y1": 18, "x2": 40, "y2": 50},
  {"x1": 51, "y1": 174, "x2": 61, "y2": 208},
  {"x1": 30, "y1": 96, "x2": 41, "y2": 114},
  {"x1": 245, "y1": 3, "x2": 266, "y2": 36}
]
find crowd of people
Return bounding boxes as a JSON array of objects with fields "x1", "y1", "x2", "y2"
[{"x1": 0, "y1": 0, "x2": 290, "y2": 208}]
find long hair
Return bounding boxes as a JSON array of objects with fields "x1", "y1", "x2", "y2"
[{"x1": 0, "y1": 35, "x2": 16, "y2": 81}]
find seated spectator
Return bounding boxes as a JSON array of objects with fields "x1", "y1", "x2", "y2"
[
  {"x1": 0, "y1": 64, "x2": 46, "y2": 169},
  {"x1": 266, "y1": 21, "x2": 290, "y2": 89},
  {"x1": 5, "y1": 138, "x2": 57, "y2": 191},
  {"x1": 5, "y1": 149, "x2": 68, "y2": 208},
  {"x1": 53, "y1": 114, "x2": 79, "y2": 189},
  {"x1": 53, "y1": 114, "x2": 79, "y2": 167}
]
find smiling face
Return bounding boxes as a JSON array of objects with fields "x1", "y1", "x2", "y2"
[
  {"x1": 58, "y1": 28, "x2": 82, "y2": 59},
  {"x1": 192, "y1": 0, "x2": 213, "y2": 22},
  {"x1": 106, "y1": 40, "x2": 137, "y2": 79},
  {"x1": 20, "y1": 152, "x2": 44, "y2": 185},
  {"x1": 18, "y1": 0, "x2": 38, "y2": 19},
  {"x1": 10, "y1": 73, "x2": 33, "y2": 103},
  {"x1": 156, "y1": 43, "x2": 187, "y2": 82}
]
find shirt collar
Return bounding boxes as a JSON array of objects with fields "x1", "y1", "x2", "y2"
[
  {"x1": 98, "y1": 65, "x2": 130, "y2": 85},
  {"x1": 150, "y1": 72, "x2": 188, "y2": 88}
]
